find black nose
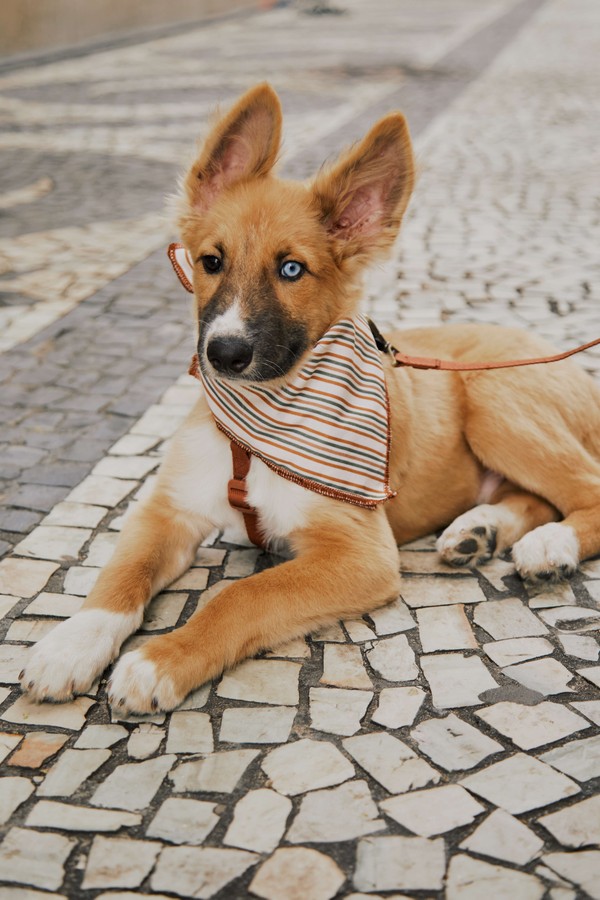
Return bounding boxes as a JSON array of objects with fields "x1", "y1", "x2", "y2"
[{"x1": 206, "y1": 336, "x2": 254, "y2": 375}]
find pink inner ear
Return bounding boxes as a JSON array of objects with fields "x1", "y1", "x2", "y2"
[
  {"x1": 192, "y1": 102, "x2": 278, "y2": 213},
  {"x1": 332, "y1": 185, "x2": 385, "y2": 238},
  {"x1": 194, "y1": 136, "x2": 253, "y2": 211},
  {"x1": 220, "y1": 134, "x2": 253, "y2": 179}
]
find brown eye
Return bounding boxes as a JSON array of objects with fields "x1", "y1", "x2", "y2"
[{"x1": 201, "y1": 255, "x2": 222, "y2": 274}]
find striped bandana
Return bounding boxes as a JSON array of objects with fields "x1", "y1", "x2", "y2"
[
  {"x1": 167, "y1": 244, "x2": 395, "y2": 507},
  {"x1": 196, "y1": 316, "x2": 395, "y2": 508}
]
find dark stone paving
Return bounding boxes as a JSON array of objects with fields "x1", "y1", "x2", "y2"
[{"x1": 0, "y1": 150, "x2": 174, "y2": 238}]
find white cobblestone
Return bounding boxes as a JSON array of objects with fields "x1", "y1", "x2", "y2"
[
  {"x1": 218, "y1": 659, "x2": 301, "y2": 705},
  {"x1": 82, "y1": 836, "x2": 161, "y2": 890},
  {"x1": 165, "y1": 712, "x2": 213, "y2": 754},
  {"x1": 151, "y1": 846, "x2": 258, "y2": 898},
  {"x1": 169, "y1": 749, "x2": 260, "y2": 794},
  {"x1": 224, "y1": 789, "x2": 292, "y2": 853},
  {"x1": 287, "y1": 780, "x2": 384, "y2": 843},
  {"x1": 320, "y1": 643, "x2": 372, "y2": 689},
  {"x1": 147, "y1": 797, "x2": 219, "y2": 845},
  {"x1": 309, "y1": 686, "x2": 372, "y2": 736},
  {"x1": 412, "y1": 713, "x2": 504, "y2": 770},
  {"x1": 38, "y1": 749, "x2": 111, "y2": 797},
  {"x1": 262, "y1": 739, "x2": 354, "y2": 796},
  {"x1": 0, "y1": 777, "x2": 34, "y2": 825},
  {"x1": 381, "y1": 784, "x2": 484, "y2": 836},
  {"x1": 446, "y1": 855, "x2": 544, "y2": 900},
  {"x1": 538, "y1": 795, "x2": 600, "y2": 848},
  {"x1": 26, "y1": 801, "x2": 141, "y2": 832},
  {"x1": 0, "y1": 827, "x2": 75, "y2": 891},
  {"x1": 366, "y1": 634, "x2": 418, "y2": 682},
  {"x1": 249, "y1": 847, "x2": 343, "y2": 900},
  {"x1": 461, "y1": 753, "x2": 580, "y2": 814},
  {"x1": 219, "y1": 706, "x2": 295, "y2": 745},
  {"x1": 503, "y1": 658, "x2": 576, "y2": 696},
  {"x1": 421, "y1": 652, "x2": 498, "y2": 708},
  {"x1": 474, "y1": 598, "x2": 548, "y2": 640},
  {"x1": 371, "y1": 686, "x2": 425, "y2": 729},
  {"x1": 476, "y1": 701, "x2": 590, "y2": 750},
  {"x1": 400, "y1": 576, "x2": 486, "y2": 608},
  {"x1": 354, "y1": 835, "x2": 446, "y2": 893},
  {"x1": 343, "y1": 732, "x2": 441, "y2": 794},
  {"x1": 74, "y1": 724, "x2": 128, "y2": 749},
  {"x1": 91, "y1": 756, "x2": 175, "y2": 811},
  {"x1": 460, "y1": 809, "x2": 544, "y2": 866}
]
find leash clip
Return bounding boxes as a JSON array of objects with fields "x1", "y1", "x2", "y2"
[
  {"x1": 368, "y1": 318, "x2": 402, "y2": 365},
  {"x1": 387, "y1": 343, "x2": 402, "y2": 367}
]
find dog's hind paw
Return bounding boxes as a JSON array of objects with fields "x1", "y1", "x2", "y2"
[
  {"x1": 437, "y1": 509, "x2": 498, "y2": 568},
  {"x1": 512, "y1": 522, "x2": 579, "y2": 583}
]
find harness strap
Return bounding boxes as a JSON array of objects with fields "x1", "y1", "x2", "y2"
[{"x1": 228, "y1": 441, "x2": 266, "y2": 549}]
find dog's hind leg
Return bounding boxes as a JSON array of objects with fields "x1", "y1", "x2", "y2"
[
  {"x1": 462, "y1": 370, "x2": 600, "y2": 581},
  {"x1": 437, "y1": 483, "x2": 559, "y2": 568},
  {"x1": 107, "y1": 506, "x2": 401, "y2": 714}
]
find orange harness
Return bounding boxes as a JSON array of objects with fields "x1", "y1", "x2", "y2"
[{"x1": 227, "y1": 441, "x2": 265, "y2": 549}]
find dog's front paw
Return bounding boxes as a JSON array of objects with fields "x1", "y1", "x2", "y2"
[
  {"x1": 512, "y1": 522, "x2": 579, "y2": 582},
  {"x1": 21, "y1": 609, "x2": 140, "y2": 703},
  {"x1": 437, "y1": 507, "x2": 498, "y2": 568},
  {"x1": 108, "y1": 647, "x2": 183, "y2": 715}
]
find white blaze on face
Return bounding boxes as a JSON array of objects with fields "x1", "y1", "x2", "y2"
[{"x1": 205, "y1": 298, "x2": 248, "y2": 341}]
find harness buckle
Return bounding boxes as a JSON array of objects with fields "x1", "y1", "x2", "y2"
[{"x1": 227, "y1": 477, "x2": 253, "y2": 512}]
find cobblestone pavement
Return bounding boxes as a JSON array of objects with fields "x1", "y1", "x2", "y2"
[{"x1": 1, "y1": 0, "x2": 600, "y2": 897}]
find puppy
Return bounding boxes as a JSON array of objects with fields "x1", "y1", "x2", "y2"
[{"x1": 21, "y1": 84, "x2": 600, "y2": 713}]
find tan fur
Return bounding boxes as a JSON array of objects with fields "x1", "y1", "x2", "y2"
[{"x1": 21, "y1": 84, "x2": 600, "y2": 712}]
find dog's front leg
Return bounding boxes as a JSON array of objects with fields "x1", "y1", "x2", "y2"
[
  {"x1": 109, "y1": 507, "x2": 400, "y2": 713},
  {"x1": 21, "y1": 492, "x2": 210, "y2": 702}
]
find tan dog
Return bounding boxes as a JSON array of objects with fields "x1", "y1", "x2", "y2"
[{"x1": 21, "y1": 84, "x2": 600, "y2": 713}]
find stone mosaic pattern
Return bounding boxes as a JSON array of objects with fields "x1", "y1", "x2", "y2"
[{"x1": 1, "y1": 0, "x2": 600, "y2": 896}]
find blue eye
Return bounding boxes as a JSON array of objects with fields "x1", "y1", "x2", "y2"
[{"x1": 280, "y1": 260, "x2": 305, "y2": 281}]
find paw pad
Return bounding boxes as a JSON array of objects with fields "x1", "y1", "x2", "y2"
[{"x1": 439, "y1": 524, "x2": 497, "y2": 568}]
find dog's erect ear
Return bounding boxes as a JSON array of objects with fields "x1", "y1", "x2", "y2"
[
  {"x1": 183, "y1": 83, "x2": 282, "y2": 213},
  {"x1": 312, "y1": 113, "x2": 414, "y2": 262}
]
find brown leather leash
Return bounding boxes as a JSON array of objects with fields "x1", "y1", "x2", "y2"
[{"x1": 367, "y1": 320, "x2": 600, "y2": 373}]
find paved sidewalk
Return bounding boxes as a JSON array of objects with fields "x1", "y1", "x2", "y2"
[{"x1": 1, "y1": 0, "x2": 600, "y2": 897}]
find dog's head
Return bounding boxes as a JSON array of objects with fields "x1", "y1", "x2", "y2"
[{"x1": 177, "y1": 83, "x2": 414, "y2": 384}]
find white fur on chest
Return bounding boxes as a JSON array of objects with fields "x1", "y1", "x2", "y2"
[{"x1": 163, "y1": 401, "x2": 318, "y2": 544}]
